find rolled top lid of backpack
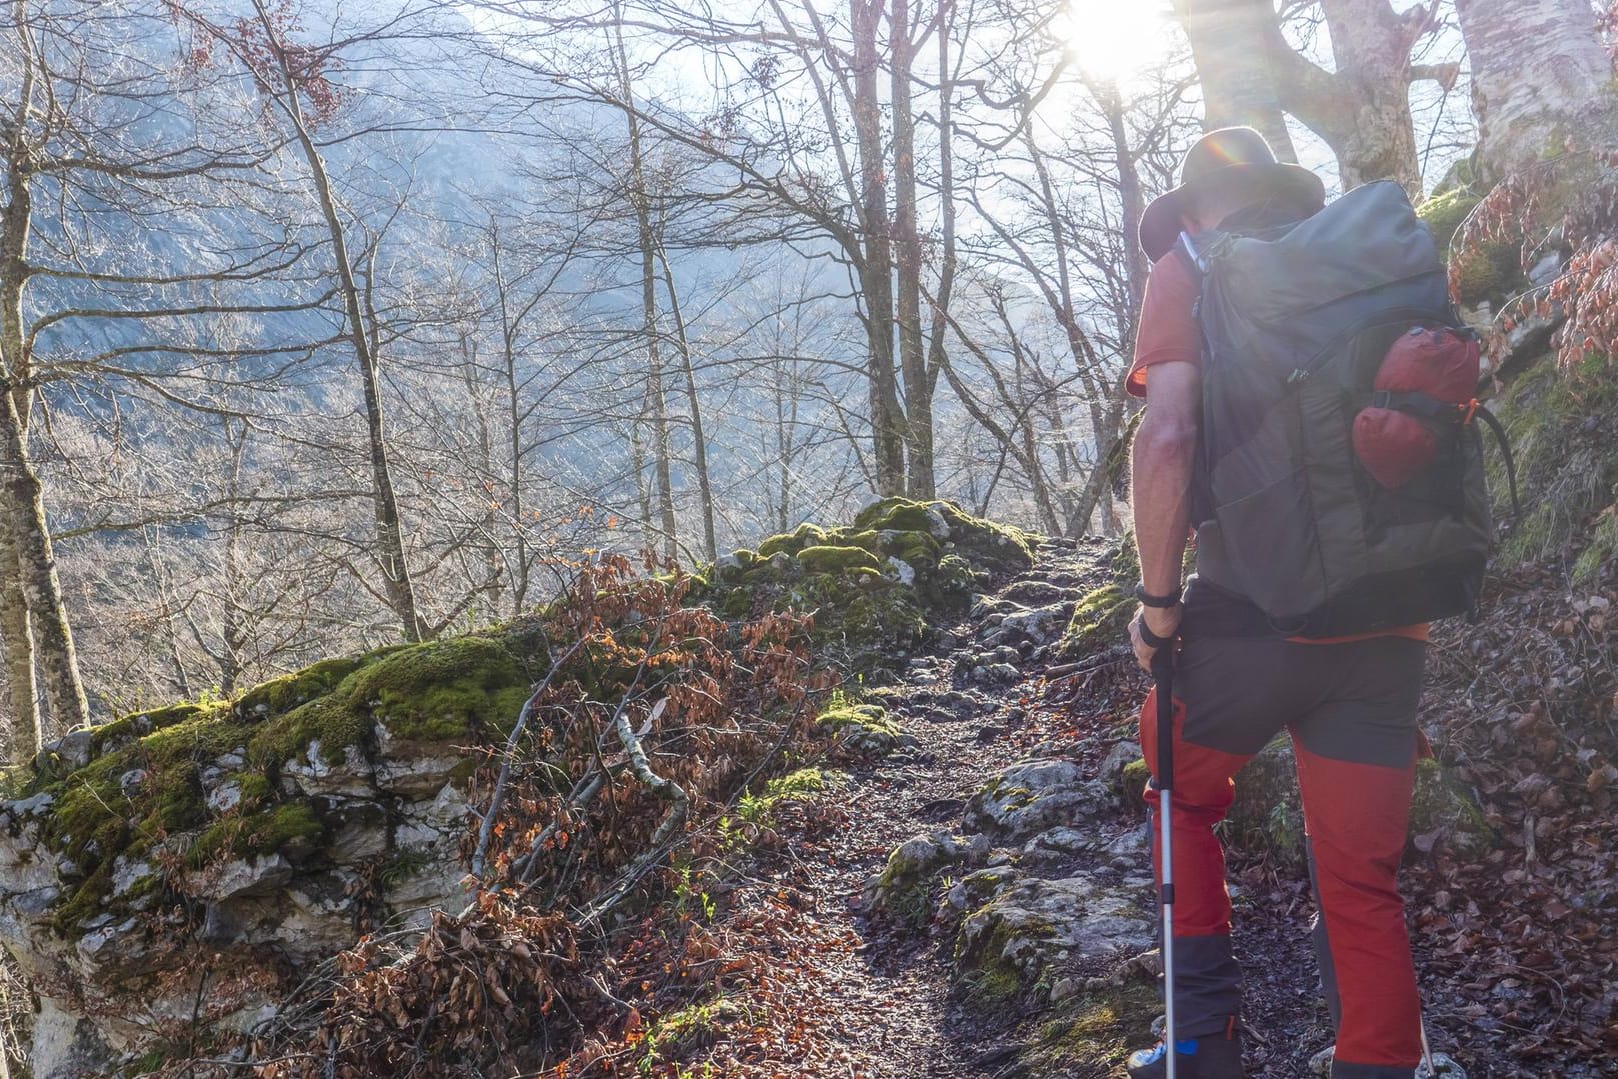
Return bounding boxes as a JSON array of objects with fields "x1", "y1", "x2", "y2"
[{"x1": 1208, "y1": 181, "x2": 1445, "y2": 325}]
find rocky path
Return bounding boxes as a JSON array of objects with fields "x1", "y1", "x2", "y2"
[
  {"x1": 786, "y1": 534, "x2": 1122, "y2": 1078},
  {"x1": 723, "y1": 536, "x2": 1354, "y2": 1079}
]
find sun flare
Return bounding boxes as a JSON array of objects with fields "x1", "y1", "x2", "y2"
[{"x1": 1058, "y1": 0, "x2": 1174, "y2": 86}]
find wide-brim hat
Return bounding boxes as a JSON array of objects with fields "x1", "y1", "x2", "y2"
[{"x1": 1139, "y1": 126, "x2": 1325, "y2": 262}]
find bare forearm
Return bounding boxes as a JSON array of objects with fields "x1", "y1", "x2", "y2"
[{"x1": 1130, "y1": 412, "x2": 1195, "y2": 596}]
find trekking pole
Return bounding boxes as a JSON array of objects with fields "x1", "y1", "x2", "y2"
[{"x1": 1152, "y1": 644, "x2": 1178, "y2": 1079}]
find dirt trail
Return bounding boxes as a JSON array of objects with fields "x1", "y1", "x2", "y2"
[{"x1": 724, "y1": 536, "x2": 1337, "y2": 1079}]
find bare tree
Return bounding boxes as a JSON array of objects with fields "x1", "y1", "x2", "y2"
[{"x1": 166, "y1": 0, "x2": 445, "y2": 640}]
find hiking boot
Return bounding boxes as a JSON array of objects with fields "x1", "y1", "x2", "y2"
[{"x1": 1125, "y1": 1031, "x2": 1246, "y2": 1079}]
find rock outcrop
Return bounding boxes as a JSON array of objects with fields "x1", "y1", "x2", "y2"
[{"x1": 0, "y1": 626, "x2": 545, "y2": 1077}]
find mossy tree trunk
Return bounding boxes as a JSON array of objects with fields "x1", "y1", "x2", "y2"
[
  {"x1": 0, "y1": 517, "x2": 38, "y2": 755},
  {"x1": 0, "y1": 28, "x2": 87, "y2": 748},
  {"x1": 1454, "y1": 0, "x2": 1616, "y2": 182},
  {"x1": 0, "y1": 385, "x2": 88, "y2": 739}
]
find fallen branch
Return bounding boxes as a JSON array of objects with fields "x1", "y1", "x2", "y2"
[{"x1": 470, "y1": 639, "x2": 584, "y2": 880}]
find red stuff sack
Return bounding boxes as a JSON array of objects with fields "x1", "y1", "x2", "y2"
[{"x1": 1352, "y1": 326, "x2": 1480, "y2": 489}]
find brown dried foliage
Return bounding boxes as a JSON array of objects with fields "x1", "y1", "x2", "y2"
[
  {"x1": 1454, "y1": 150, "x2": 1618, "y2": 369},
  {"x1": 158, "y1": 555, "x2": 824, "y2": 1078}
]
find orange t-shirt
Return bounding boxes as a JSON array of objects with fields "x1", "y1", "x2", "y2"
[{"x1": 1128, "y1": 251, "x2": 1428, "y2": 645}]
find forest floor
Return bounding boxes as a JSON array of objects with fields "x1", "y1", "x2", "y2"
[{"x1": 694, "y1": 539, "x2": 1618, "y2": 1078}]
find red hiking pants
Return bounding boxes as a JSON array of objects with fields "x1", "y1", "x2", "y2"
[{"x1": 1139, "y1": 633, "x2": 1427, "y2": 1079}]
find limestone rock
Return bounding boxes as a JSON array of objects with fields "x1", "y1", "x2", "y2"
[
  {"x1": 866, "y1": 830, "x2": 976, "y2": 921},
  {"x1": 996, "y1": 602, "x2": 1070, "y2": 647},
  {"x1": 965, "y1": 759, "x2": 1111, "y2": 844},
  {"x1": 282, "y1": 739, "x2": 374, "y2": 798},
  {"x1": 955, "y1": 875, "x2": 1154, "y2": 991}
]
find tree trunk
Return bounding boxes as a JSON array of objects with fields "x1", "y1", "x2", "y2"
[
  {"x1": 1, "y1": 38, "x2": 86, "y2": 745},
  {"x1": 280, "y1": 83, "x2": 426, "y2": 641},
  {"x1": 0, "y1": 516, "x2": 38, "y2": 755},
  {"x1": 1315, "y1": 0, "x2": 1423, "y2": 193},
  {"x1": 491, "y1": 242, "x2": 533, "y2": 615},
  {"x1": 1454, "y1": 0, "x2": 1615, "y2": 181},
  {"x1": 852, "y1": 0, "x2": 906, "y2": 496},
  {"x1": 772, "y1": 355, "x2": 797, "y2": 532},
  {"x1": 890, "y1": 0, "x2": 934, "y2": 499},
  {"x1": 0, "y1": 387, "x2": 87, "y2": 735},
  {"x1": 1, "y1": 37, "x2": 41, "y2": 753},
  {"x1": 1173, "y1": 0, "x2": 1299, "y2": 160},
  {"x1": 631, "y1": 420, "x2": 655, "y2": 551},
  {"x1": 613, "y1": 14, "x2": 679, "y2": 561},
  {"x1": 654, "y1": 246, "x2": 717, "y2": 562}
]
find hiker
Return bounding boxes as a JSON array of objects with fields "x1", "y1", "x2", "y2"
[{"x1": 1121, "y1": 128, "x2": 1494, "y2": 1079}]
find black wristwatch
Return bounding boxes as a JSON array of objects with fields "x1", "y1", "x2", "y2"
[{"x1": 1134, "y1": 582, "x2": 1183, "y2": 608}]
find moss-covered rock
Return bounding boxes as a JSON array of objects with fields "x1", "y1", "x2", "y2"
[
  {"x1": 953, "y1": 876, "x2": 1154, "y2": 1005},
  {"x1": 1222, "y1": 736, "x2": 1305, "y2": 868},
  {"x1": 1417, "y1": 186, "x2": 1521, "y2": 306},
  {"x1": 1025, "y1": 983, "x2": 1163, "y2": 1074},
  {"x1": 694, "y1": 498, "x2": 1037, "y2": 674},
  {"x1": 757, "y1": 522, "x2": 828, "y2": 558},
  {"x1": 14, "y1": 619, "x2": 550, "y2": 939},
  {"x1": 817, "y1": 699, "x2": 903, "y2": 758},
  {"x1": 866, "y1": 830, "x2": 975, "y2": 929},
  {"x1": 1060, "y1": 535, "x2": 1139, "y2": 658},
  {"x1": 1491, "y1": 354, "x2": 1618, "y2": 579},
  {"x1": 965, "y1": 759, "x2": 1111, "y2": 844},
  {"x1": 1408, "y1": 758, "x2": 1493, "y2": 856},
  {"x1": 795, "y1": 544, "x2": 884, "y2": 575}
]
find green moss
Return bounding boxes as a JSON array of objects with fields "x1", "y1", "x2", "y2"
[
  {"x1": 736, "y1": 766, "x2": 828, "y2": 826},
  {"x1": 23, "y1": 620, "x2": 551, "y2": 936},
  {"x1": 246, "y1": 696, "x2": 368, "y2": 770},
  {"x1": 350, "y1": 629, "x2": 543, "y2": 741},
  {"x1": 795, "y1": 544, "x2": 884, "y2": 575},
  {"x1": 52, "y1": 861, "x2": 116, "y2": 936},
  {"x1": 1028, "y1": 983, "x2": 1162, "y2": 1073},
  {"x1": 1418, "y1": 187, "x2": 1480, "y2": 253},
  {"x1": 1493, "y1": 355, "x2": 1618, "y2": 570},
  {"x1": 953, "y1": 909, "x2": 1057, "y2": 1006},
  {"x1": 234, "y1": 653, "x2": 383, "y2": 719},
  {"x1": 1573, "y1": 508, "x2": 1618, "y2": 583},
  {"x1": 854, "y1": 497, "x2": 1036, "y2": 571},
  {"x1": 187, "y1": 802, "x2": 325, "y2": 868},
  {"x1": 1409, "y1": 758, "x2": 1493, "y2": 855},
  {"x1": 1119, "y1": 758, "x2": 1151, "y2": 800},
  {"x1": 693, "y1": 500, "x2": 1032, "y2": 675},
  {"x1": 757, "y1": 523, "x2": 827, "y2": 558},
  {"x1": 818, "y1": 696, "x2": 903, "y2": 759},
  {"x1": 1416, "y1": 186, "x2": 1520, "y2": 305},
  {"x1": 637, "y1": 995, "x2": 750, "y2": 1068},
  {"x1": 1060, "y1": 535, "x2": 1140, "y2": 658},
  {"x1": 87, "y1": 703, "x2": 207, "y2": 757}
]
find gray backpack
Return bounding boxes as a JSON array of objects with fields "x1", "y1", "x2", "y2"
[{"x1": 1182, "y1": 180, "x2": 1513, "y2": 637}]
